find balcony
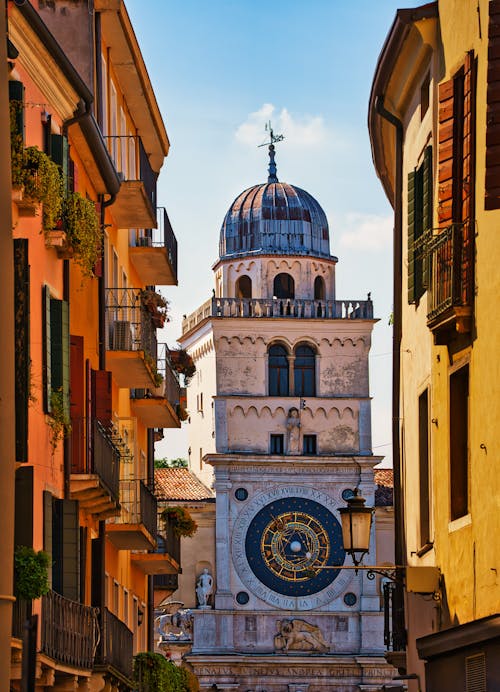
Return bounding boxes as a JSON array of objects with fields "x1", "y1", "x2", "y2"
[
  {"x1": 132, "y1": 511, "x2": 181, "y2": 576},
  {"x1": 107, "y1": 479, "x2": 157, "y2": 550},
  {"x1": 94, "y1": 607, "x2": 133, "y2": 683},
  {"x1": 131, "y1": 344, "x2": 181, "y2": 429},
  {"x1": 69, "y1": 418, "x2": 120, "y2": 519},
  {"x1": 182, "y1": 296, "x2": 374, "y2": 334},
  {"x1": 41, "y1": 590, "x2": 99, "y2": 670},
  {"x1": 105, "y1": 288, "x2": 158, "y2": 388},
  {"x1": 129, "y1": 207, "x2": 178, "y2": 285},
  {"x1": 425, "y1": 222, "x2": 474, "y2": 343},
  {"x1": 104, "y1": 135, "x2": 157, "y2": 229}
]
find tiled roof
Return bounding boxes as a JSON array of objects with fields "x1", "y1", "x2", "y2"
[
  {"x1": 154, "y1": 468, "x2": 215, "y2": 502},
  {"x1": 374, "y1": 468, "x2": 393, "y2": 507}
]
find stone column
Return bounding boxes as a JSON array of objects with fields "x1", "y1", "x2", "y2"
[{"x1": 214, "y1": 469, "x2": 233, "y2": 609}]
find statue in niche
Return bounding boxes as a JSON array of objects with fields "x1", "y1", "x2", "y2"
[
  {"x1": 196, "y1": 568, "x2": 214, "y2": 608},
  {"x1": 286, "y1": 407, "x2": 301, "y2": 454},
  {"x1": 274, "y1": 618, "x2": 329, "y2": 653}
]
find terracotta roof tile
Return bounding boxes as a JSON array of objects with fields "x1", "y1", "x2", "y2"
[
  {"x1": 154, "y1": 468, "x2": 214, "y2": 502},
  {"x1": 374, "y1": 468, "x2": 393, "y2": 507}
]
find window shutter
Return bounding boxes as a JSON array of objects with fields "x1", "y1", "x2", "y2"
[
  {"x1": 422, "y1": 147, "x2": 433, "y2": 289},
  {"x1": 463, "y1": 51, "x2": 476, "y2": 221},
  {"x1": 50, "y1": 298, "x2": 70, "y2": 418},
  {"x1": 407, "y1": 171, "x2": 416, "y2": 303},
  {"x1": 53, "y1": 498, "x2": 80, "y2": 602},
  {"x1": 438, "y1": 78, "x2": 455, "y2": 227},
  {"x1": 14, "y1": 239, "x2": 30, "y2": 462},
  {"x1": 42, "y1": 286, "x2": 52, "y2": 413},
  {"x1": 70, "y1": 336, "x2": 85, "y2": 473},
  {"x1": 14, "y1": 466, "x2": 33, "y2": 548},
  {"x1": 9, "y1": 80, "x2": 24, "y2": 139},
  {"x1": 43, "y1": 491, "x2": 53, "y2": 588},
  {"x1": 50, "y1": 133, "x2": 69, "y2": 192},
  {"x1": 486, "y1": 1, "x2": 500, "y2": 209},
  {"x1": 91, "y1": 369, "x2": 112, "y2": 425}
]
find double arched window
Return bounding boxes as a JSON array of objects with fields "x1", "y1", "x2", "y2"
[{"x1": 268, "y1": 343, "x2": 316, "y2": 396}]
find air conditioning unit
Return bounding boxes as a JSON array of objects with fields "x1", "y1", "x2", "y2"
[{"x1": 112, "y1": 321, "x2": 133, "y2": 350}]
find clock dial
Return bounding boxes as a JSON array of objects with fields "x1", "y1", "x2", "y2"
[{"x1": 245, "y1": 497, "x2": 345, "y2": 596}]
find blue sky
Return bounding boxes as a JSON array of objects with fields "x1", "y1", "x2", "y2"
[{"x1": 125, "y1": 0, "x2": 412, "y2": 465}]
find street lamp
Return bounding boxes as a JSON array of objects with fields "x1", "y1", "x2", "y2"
[{"x1": 338, "y1": 488, "x2": 373, "y2": 566}]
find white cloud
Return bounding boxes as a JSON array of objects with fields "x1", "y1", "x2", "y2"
[
  {"x1": 338, "y1": 213, "x2": 392, "y2": 252},
  {"x1": 235, "y1": 103, "x2": 330, "y2": 149}
]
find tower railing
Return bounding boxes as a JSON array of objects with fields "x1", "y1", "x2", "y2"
[{"x1": 182, "y1": 296, "x2": 373, "y2": 334}]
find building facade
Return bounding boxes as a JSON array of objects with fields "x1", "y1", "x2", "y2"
[
  {"x1": 369, "y1": 2, "x2": 500, "y2": 690},
  {"x1": 8, "y1": 0, "x2": 181, "y2": 688},
  {"x1": 178, "y1": 146, "x2": 396, "y2": 690}
]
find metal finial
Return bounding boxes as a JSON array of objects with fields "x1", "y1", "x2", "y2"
[{"x1": 258, "y1": 120, "x2": 284, "y2": 183}]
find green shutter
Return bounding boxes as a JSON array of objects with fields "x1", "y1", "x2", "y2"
[
  {"x1": 43, "y1": 491, "x2": 53, "y2": 588},
  {"x1": 50, "y1": 134, "x2": 69, "y2": 192},
  {"x1": 9, "y1": 80, "x2": 24, "y2": 140},
  {"x1": 408, "y1": 171, "x2": 416, "y2": 304},
  {"x1": 43, "y1": 286, "x2": 52, "y2": 412},
  {"x1": 50, "y1": 298, "x2": 70, "y2": 417},
  {"x1": 53, "y1": 499, "x2": 80, "y2": 601},
  {"x1": 14, "y1": 239, "x2": 30, "y2": 462},
  {"x1": 422, "y1": 146, "x2": 433, "y2": 290},
  {"x1": 14, "y1": 466, "x2": 33, "y2": 548}
]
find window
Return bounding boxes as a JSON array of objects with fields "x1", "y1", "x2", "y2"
[
  {"x1": 273, "y1": 273, "x2": 294, "y2": 299},
  {"x1": 43, "y1": 287, "x2": 70, "y2": 417},
  {"x1": 113, "y1": 580, "x2": 120, "y2": 615},
  {"x1": 421, "y1": 72, "x2": 430, "y2": 120},
  {"x1": 268, "y1": 344, "x2": 289, "y2": 396},
  {"x1": 199, "y1": 447, "x2": 203, "y2": 471},
  {"x1": 314, "y1": 276, "x2": 325, "y2": 300},
  {"x1": 450, "y1": 364, "x2": 469, "y2": 520},
  {"x1": 270, "y1": 434, "x2": 284, "y2": 455},
  {"x1": 303, "y1": 434, "x2": 317, "y2": 455},
  {"x1": 294, "y1": 345, "x2": 316, "y2": 396},
  {"x1": 236, "y1": 275, "x2": 252, "y2": 299},
  {"x1": 408, "y1": 146, "x2": 433, "y2": 303},
  {"x1": 418, "y1": 389, "x2": 431, "y2": 546}
]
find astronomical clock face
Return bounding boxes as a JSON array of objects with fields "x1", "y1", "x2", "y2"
[
  {"x1": 232, "y1": 487, "x2": 351, "y2": 609},
  {"x1": 245, "y1": 497, "x2": 344, "y2": 597}
]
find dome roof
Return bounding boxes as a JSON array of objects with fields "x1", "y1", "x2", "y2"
[{"x1": 218, "y1": 146, "x2": 331, "y2": 260}]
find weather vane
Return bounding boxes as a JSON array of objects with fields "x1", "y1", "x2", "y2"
[{"x1": 259, "y1": 121, "x2": 284, "y2": 183}]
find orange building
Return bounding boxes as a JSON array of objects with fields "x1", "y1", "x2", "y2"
[{"x1": 8, "y1": 0, "x2": 181, "y2": 688}]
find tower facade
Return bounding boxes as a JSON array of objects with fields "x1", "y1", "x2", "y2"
[{"x1": 179, "y1": 149, "x2": 394, "y2": 690}]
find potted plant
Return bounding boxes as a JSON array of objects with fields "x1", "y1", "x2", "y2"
[
  {"x1": 141, "y1": 289, "x2": 169, "y2": 328},
  {"x1": 169, "y1": 348, "x2": 196, "y2": 384},
  {"x1": 59, "y1": 192, "x2": 102, "y2": 277},
  {"x1": 161, "y1": 506, "x2": 197, "y2": 537},
  {"x1": 47, "y1": 388, "x2": 72, "y2": 453},
  {"x1": 14, "y1": 545, "x2": 50, "y2": 601}
]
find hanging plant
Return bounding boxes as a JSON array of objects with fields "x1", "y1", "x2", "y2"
[
  {"x1": 10, "y1": 99, "x2": 24, "y2": 188},
  {"x1": 14, "y1": 546, "x2": 50, "y2": 601},
  {"x1": 169, "y1": 348, "x2": 196, "y2": 385},
  {"x1": 161, "y1": 506, "x2": 197, "y2": 538},
  {"x1": 61, "y1": 192, "x2": 102, "y2": 277},
  {"x1": 176, "y1": 403, "x2": 189, "y2": 422},
  {"x1": 47, "y1": 388, "x2": 71, "y2": 452},
  {"x1": 141, "y1": 289, "x2": 169, "y2": 327}
]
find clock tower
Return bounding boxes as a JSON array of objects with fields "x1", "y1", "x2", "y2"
[{"x1": 178, "y1": 144, "x2": 395, "y2": 690}]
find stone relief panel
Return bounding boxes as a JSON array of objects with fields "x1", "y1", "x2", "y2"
[{"x1": 274, "y1": 619, "x2": 329, "y2": 653}]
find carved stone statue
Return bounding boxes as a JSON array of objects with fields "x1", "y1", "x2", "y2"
[
  {"x1": 156, "y1": 608, "x2": 193, "y2": 641},
  {"x1": 274, "y1": 618, "x2": 329, "y2": 653},
  {"x1": 286, "y1": 407, "x2": 301, "y2": 454},
  {"x1": 196, "y1": 568, "x2": 214, "y2": 608}
]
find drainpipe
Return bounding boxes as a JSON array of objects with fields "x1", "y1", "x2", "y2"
[{"x1": 375, "y1": 96, "x2": 407, "y2": 650}]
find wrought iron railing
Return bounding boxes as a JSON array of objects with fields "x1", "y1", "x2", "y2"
[
  {"x1": 182, "y1": 296, "x2": 373, "y2": 334},
  {"x1": 103, "y1": 134, "x2": 156, "y2": 211},
  {"x1": 105, "y1": 288, "x2": 157, "y2": 361},
  {"x1": 383, "y1": 581, "x2": 406, "y2": 652},
  {"x1": 112, "y1": 479, "x2": 157, "y2": 542},
  {"x1": 41, "y1": 590, "x2": 99, "y2": 669},
  {"x1": 69, "y1": 418, "x2": 120, "y2": 503},
  {"x1": 95, "y1": 607, "x2": 133, "y2": 679},
  {"x1": 426, "y1": 221, "x2": 473, "y2": 322},
  {"x1": 11, "y1": 597, "x2": 31, "y2": 639},
  {"x1": 131, "y1": 207, "x2": 178, "y2": 278}
]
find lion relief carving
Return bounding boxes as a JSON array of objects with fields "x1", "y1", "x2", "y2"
[{"x1": 274, "y1": 618, "x2": 329, "y2": 653}]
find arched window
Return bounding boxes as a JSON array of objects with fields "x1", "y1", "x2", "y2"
[
  {"x1": 294, "y1": 344, "x2": 316, "y2": 396},
  {"x1": 314, "y1": 276, "x2": 325, "y2": 300},
  {"x1": 236, "y1": 275, "x2": 252, "y2": 299},
  {"x1": 273, "y1": 273, "x2": 295, "y2": 299},
  {"x1": 268, "y1": 344, "x2": 289, "y2": 396}
]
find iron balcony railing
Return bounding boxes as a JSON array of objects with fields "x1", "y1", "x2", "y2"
[
  {"x1": 130, "y1": 343, "x2": 181, "y2": 407},
  {"x1": 41, "y1": 589, "x2": 99, "y2": 670},
  {"x1": 105, "y1": 288, "x2": 157, "y2": 361},
  {"x1": 95, "y1": 607, "x2": 133, "y2": 679},
  {"x1": 103, "y1": 134, "x2": 156, "y2": 211},
  {"x1": 113, "y1": 479, "x2": 157, "y2": 542},
  {"x1": 69, "y1": 418, "x2": 120, "y2": 503},
  {"x1": 182, "y1": 296, "x2": 374, "y2": 334},
  {"x1": 131, "y1": 207, "x2": 178, "y2": 278}
]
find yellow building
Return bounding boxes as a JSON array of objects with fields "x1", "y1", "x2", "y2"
[
  {"x1": 8, "y1": 0, "x2": 180, "y2": 688},
  {"x1": 369, "y1": 1, "x2": 500, "y2": 689}
]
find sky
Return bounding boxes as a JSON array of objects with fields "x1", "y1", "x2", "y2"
[{"x1": 125, "y1": 0, "x2": 412, "y2": 467}]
